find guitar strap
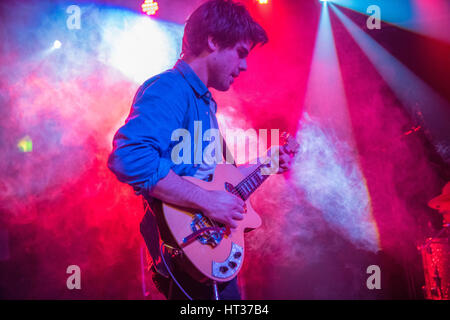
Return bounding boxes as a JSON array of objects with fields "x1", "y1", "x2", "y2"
[
  {"x1": 208, "y1": 98, "x2": 236, "y2": 167},
  {"x1": 220, "y1": 131, "x2": 237, "y2": 167}
]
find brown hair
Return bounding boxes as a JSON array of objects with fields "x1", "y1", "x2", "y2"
[{"x1": 181, "y1": 0, "x2": 268, "y2": 57}]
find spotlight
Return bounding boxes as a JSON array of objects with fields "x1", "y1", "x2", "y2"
[
  {"x1": 52, "y1": 40, "x2": 62, "y2": 49},
  {"x1": 17, "y1": 136, "x2": 33, "y2": 153},
  {"x1": 141, "y1": 0, "x2": 159, "y2": 16},
  {"x1": 257, "y1": 0, "x2": 268, "y2": 4}
]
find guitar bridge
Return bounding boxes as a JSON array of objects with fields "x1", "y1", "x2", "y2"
[{"x1": 189, "y1": 213, "x2": 225, "y2": 247}]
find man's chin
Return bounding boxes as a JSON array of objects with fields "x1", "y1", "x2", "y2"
[{"x1": 215, "y1": 84, "x2": 231, "y2": 92}]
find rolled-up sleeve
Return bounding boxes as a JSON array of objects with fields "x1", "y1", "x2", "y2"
[{"x1": 107, "y1": 74, "x2": 187, "y2": 194}]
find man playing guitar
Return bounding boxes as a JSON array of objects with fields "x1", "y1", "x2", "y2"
[{"x1": 108, "y1": 0, "x2": 296, "y2": 300}]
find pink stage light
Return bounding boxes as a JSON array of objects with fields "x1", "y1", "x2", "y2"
[
  {"x1": 141, "y1": 0, "x2": 159, "y2": 16},
  {"x1": 17, "y1": 136, "x2": 33, "y2": 153}
]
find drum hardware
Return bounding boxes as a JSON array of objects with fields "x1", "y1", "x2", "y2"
[{"x1": 418, "y1": 182, "x2": 450, "y2": 300}]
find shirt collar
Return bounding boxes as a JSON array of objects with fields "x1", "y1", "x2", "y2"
[{"x1": 174, "y1": 59, "x2": 212, "y2": 101}]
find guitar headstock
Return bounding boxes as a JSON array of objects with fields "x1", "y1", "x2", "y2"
[{"x1": 280, "y1": 132, "x2": 299, "y2": 156}]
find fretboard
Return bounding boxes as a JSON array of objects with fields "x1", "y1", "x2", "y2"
[{"x1": 233, "y1": 163, "x2": 272, "y2": 201}]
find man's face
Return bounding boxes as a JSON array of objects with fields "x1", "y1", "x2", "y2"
[{"x1": 208, "y1": 40, "x2": 251, "y2": 91}]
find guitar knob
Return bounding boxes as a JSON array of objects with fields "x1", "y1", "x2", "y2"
[
  {"x1": 228, "y1": 261, "x2": 237, "y2": 269},
  {"x1": 233, "y1": 252, "x2": 241, "y2": 259},
  {"x1": 220, "y1": 266, "x2": 229, "y2": 273}
]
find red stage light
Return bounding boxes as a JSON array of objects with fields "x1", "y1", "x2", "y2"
[
  {"x1": 141, "y1": 0, "x2": 159, "y2": 16},
  {"x1": 17, "y1": 136, "x2": 33, "y2": 153}
]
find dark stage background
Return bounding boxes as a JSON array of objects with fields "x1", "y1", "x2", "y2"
[{"x1": 0, "y1": 0, "x2": 449, "y2": 299}]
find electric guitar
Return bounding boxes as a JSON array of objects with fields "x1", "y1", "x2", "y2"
[{"x1": 161, "y1": 133, "x2": 299, "y2": 282}]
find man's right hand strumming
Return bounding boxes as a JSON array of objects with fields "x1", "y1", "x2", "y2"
[
  {"x1": 149, "y1": 170, "x2": 245, "y2": 229},
  {"x1": 200, "y1": 190, "x2": 246, "y2": 229}
]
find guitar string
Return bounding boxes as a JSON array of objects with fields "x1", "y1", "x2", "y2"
[
  {"x1": 234, "y1": 139, "x2": 295, "y2": 199},
  {"x1": 202, "y1": 169, "x2": 257, "y2": 241},
  {"x1": 234, "y1": 140, "x2": 294, "y2": 199},
  {"x1": 202, "y1": 140, "x2": 294, "y2": 239},
  {"x1": 234, "y1": 140, "x2": 292, "y2": 194},
  {"x1": 235, "y1": 164, "x2": 267, "y2": 200}
]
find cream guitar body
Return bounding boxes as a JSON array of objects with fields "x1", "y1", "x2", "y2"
[
  {"x1": 161, "y1": 134, "x2": 298, "y2": 282},
  {"x1": 162, "y1": 163, "x2": 262, "y2": 282}
]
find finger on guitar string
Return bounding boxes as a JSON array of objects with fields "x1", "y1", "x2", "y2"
[
  {"x1": 201, "y1": 190, "x2": 247, "y2": 228},
  {"x1": 233, "y1": 196, "x2": 245, "y2": 207},
  {"x1": 232, "y1": 212, "x2": 244, "y2": 221},
  {"x1": 234, "y1": 203, "x2": 245, "y2": 213},
  {"x1": 228, "y1": 219, "x2": 238, "y2": 229}
]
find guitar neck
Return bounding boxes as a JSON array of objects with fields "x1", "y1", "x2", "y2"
[
  {"x1": 231, "y1": 134, "x2": 297, "y2": 201},
  {"x1": 233, "y1": 163, "x2": 271, "y2": 201}
]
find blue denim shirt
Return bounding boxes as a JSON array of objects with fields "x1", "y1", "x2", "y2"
[
  {"x1": 107, "y1": 60, "x2": 223, "y2": 275},
  {"x1": 107, "y1": 59, "x2": 219, "y2": 195}
]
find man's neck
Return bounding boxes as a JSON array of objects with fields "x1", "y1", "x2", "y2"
[{"x1": 182, "y1": 54, "x2": 210, "y2": 88}]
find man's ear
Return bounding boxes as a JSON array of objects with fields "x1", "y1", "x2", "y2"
[{"x1": 207, "y1": 36, "x2": 218, "y2": 52}]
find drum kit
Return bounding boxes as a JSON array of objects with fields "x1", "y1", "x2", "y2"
[{"x1": 418, "y1": 182, "x2": 450, "y2": 300}]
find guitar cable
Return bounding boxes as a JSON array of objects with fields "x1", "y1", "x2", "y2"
[{"x1": 159, "y1": 243, "x2": 194, "y2": 300}]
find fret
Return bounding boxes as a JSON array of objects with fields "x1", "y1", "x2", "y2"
[
  {"x1": 243, "y1": 179, "x2": 252, "y2": 191},
  {"x1": 254, "y1": 170, "x2": 263, "y2": 183},
  {"x1": 253, "y1": 174, "x2": 261, "y2": 187},
  {"x1": 248, "y1": 177, "x2": 256, "y2": 191},
  {"x1": 234, "y1": 186, "x2": 245, "y2": 199},
  {"x1": 255, "y1": 171, "x2": 263, "y2": 183},
  {"x1": 240, "y1": 183, "x2": 247, "y2": 195},
  {"x1": 241, "y1": 186, "x2": 249, "y2": 199},
  {"x1": 254, "y1": 172, "x2": 262, "y2": 184},
  {"x1": 246, "y1": 179, "x2": 254, "y2": 192},
  {"x1": 235, "y1": 163, "x2": 271, "y2": 200}
]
